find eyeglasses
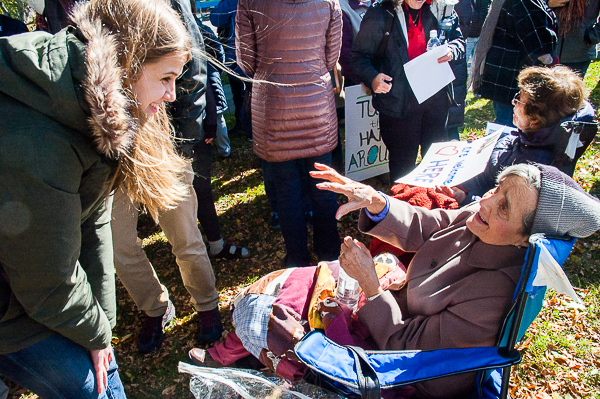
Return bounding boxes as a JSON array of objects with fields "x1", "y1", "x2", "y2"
[{"x1": 512, "y1": 92, "x2": 526, "y2": 106}]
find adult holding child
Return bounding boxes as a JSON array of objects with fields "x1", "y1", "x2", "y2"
[
  {"x1": 0, "y1": 0, "x2": 195, "y2": 396},
  {"x1": 351, "y1": 0, "x2": 465, "y2": 182}
]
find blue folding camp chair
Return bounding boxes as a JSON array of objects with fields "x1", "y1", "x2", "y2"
[{"x1": 294, "y1": 234, "x2": 577, "y2": 398}]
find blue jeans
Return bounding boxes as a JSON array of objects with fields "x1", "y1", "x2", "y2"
[
  {"x1": 466, "y1": 37, "x2": 479, "y2": 76},
  {"x1": 215, "y1": 114, "x2": 231, "y2": 158},
  {"x1": 0, "y1": 334, "x2": 125, "y2": 399},
  {"x1": 264, "y1": 153, "x2": 340, "y2": 266},
  {"x1": 493, "y1": 101, "x2": 515, "y2": 127}
]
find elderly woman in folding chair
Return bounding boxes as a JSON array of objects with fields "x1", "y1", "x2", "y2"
[{"x1": 189, "y1": 163, "x2": 600, "y2": 398}]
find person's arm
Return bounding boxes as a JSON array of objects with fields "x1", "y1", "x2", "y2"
[
  {"x1": 358, "y1": 196, "x2": 460, "y2": 252},
  {"x1": 325, "y1": 0, "x2": 343, "y2": 71},
  {"x1": 584, "y1": 13, "x2": 600, "y2": 46},
  {"x1": 338, "y1": 12, "x2": 357, "y2": 82},
  {"x1": 209, "y1": 0, "x2": 237, "y2": 28},
  {"x1": 235, "y1": 0, "x2": 257, "y2": 75},
  {"x1": 198, "y1": 22, "x2": 225, "y2": 64},
  {"x1": 203, "y1": 83, "x2": 218, "y2": 142},
  {"x1": 357, "y1": 268, "x2": 517, "y2": 362},
  {"x1": 350, "y1": 7, "x2": 387, "y2": 91},
  {"x1": 78, "y1": 196, "x2": 117, "y2": 328},
  {"x1": 169, "y1": 0, "x2": 207, "y2": 158},
  {"x1": 445, "y1": 10, "x2": 467, "y2": 61},
  {"x1": 511, "y1": 0, "x2": 557, "y2": 64}
]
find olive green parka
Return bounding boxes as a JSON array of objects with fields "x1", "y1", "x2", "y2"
[{"x1": 0, "y1": 6, "x2": 134, "y2": 354}]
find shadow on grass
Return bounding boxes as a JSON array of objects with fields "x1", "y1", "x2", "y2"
[{"x1": 462, "y1": 95, "x2": 494, "y2": 134}]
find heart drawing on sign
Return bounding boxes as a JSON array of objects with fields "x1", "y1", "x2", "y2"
[{"x1": 435, "y1": 146, "x2": 459, "y2": 156}]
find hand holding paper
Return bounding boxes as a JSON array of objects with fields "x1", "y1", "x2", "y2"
[{"x1": 403, "y1": 44, "x2": 455, "y2": 104}]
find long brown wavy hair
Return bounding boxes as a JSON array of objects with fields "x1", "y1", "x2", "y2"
[
  {"x1": 558, "y1": 0, "x2": 589, "y2": 37},
  {"x1": 80, "y1": 0, "x2": 193, "y2": 219}
]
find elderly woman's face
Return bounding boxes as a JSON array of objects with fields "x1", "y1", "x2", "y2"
[
  {"x1": 512, "y1": 91, "x2": 538, "y2": 132},
  {"x1": 466, "y1": 175, "x2": 538, "y2": 247}
]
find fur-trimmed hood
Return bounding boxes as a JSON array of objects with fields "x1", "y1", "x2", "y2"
[{"x1": 0, "y1": 2, "x2": 134, "y2": 158}]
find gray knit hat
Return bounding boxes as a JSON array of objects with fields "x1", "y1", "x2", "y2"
[{"x1": 532, "y1": 164, "x2": 600, "y2": 238}]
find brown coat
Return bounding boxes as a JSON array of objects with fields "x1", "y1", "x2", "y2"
[
  {"x1": 236, "y1": 0, "x2": 342, "y2": 162},
  {"x1": 357, "y1": 198, "x2": 526, "y2": 398}
]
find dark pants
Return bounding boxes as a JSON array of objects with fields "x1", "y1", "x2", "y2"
[
  {"x1": 228, "y1": 72, "x2": 245, "y2": 129},
  {"x1": 264, "y1": 153, "x2": 340, "y2": 266},
  {"x1": 379, "y1": 89, "x2": 449, "y2": 181},
  {"x1": 192, "y1": 141, "x2": 222, "y2": 242},
  {"x1": 562, "y1": 61, "x2": 591, "y2": 79},
  {"x1": 263, "y1": 160, "x2": 312, "y2": 216}
]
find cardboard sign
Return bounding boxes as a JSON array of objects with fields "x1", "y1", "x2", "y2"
[
  {"x1": 344, "y1": 84, "x2": 389, "y2": 181},
  {"x1": 395, "y1": 128, "x2": 503, "y2": 188}
]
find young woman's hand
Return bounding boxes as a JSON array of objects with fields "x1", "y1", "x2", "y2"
[
  {"x1": 311, "y1": 163, "x2": 386, "y2": 219},
  {"x1": 339, "y1": 237, "x2": 382, "y2": 298},
  {"x1": 90, "y1": 345, "x2": 113, "y2": 394}
]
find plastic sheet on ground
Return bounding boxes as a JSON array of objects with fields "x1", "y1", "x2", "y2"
[{"x1": 179, "y1": 362, "x2": 346, "y2": 399}]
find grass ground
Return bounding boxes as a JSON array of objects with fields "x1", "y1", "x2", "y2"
[{"x1": 4, "y1": 62, "x2": 600, "y2": 398}]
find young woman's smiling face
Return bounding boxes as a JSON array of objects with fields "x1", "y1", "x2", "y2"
[
  {"x1": 131, "y1": 53, "x2": 187, "y2": 117},
  {"x1": 466, "y1": 175, "x2": 538, "y2": 247}
]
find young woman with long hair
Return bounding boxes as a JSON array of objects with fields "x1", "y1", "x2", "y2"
[{"x1": 0, "y1": 0, "x2": 193, "y2": 396}]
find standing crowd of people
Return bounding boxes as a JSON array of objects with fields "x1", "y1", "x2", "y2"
[{"x1": 0, "y1": 0, "x2": 599, "y2": 397}]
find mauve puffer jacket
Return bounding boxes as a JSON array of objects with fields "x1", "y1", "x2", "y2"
[{"x1": 236, "y1": 0, "x2": 342, "y2": 162}]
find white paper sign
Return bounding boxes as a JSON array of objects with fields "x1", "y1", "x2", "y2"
[
  {"x1": 344, "y1": 84, "x2": 389, "y2": 181},
  {"x1": 395, "y1": 129, "x2": 503, "y2": 187},
  {"x1": 403, "y1": 44, "x2": 455, "y2": 104}
]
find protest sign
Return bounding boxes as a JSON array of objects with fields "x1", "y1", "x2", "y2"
[
  {"x1": 395, "y1": 128, "x2": 503, "y2": 187},
  {"x1": 344, "y1": 84, "x2": 389, "y2": 181}
]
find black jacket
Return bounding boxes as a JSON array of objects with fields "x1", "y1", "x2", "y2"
[
  {"x1": 167, "y1": 0, "x2": 207, "y2": 157},
  {"x1": 477, "y1": 0, "x2": 556, "y2": 105},
  {"x1": 351, "y1": 1, "x2": 464, "y2": 118},
  {"x1": 469, "y1": 0, "x2": 492, "y2": 38}
]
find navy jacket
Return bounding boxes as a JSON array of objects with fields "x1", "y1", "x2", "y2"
[
  {"x1": 460, "y1": 101, "x2": 597, "y2": 203},
  {"x1": 198, "y1": 22, "x2": 228, "y2": 114},
  {"x1": 0, "y1": 15, "x2": 28, "y2": 37}
]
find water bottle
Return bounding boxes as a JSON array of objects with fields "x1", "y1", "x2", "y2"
[
  {"x1": 426, "y1": 30, "x2": 441, "y2": 52},
  {"x1": 335, "y1": 267, "x2": 360, "y2": 311}
]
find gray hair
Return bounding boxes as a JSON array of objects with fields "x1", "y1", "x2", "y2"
[{"x1": 497, "y1": 164, "x2": 541, "y2": 235}]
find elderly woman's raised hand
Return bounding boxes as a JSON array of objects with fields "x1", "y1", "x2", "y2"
[
  {"x1": 339, "y1": 237, "x2": 382, "y2": 298},
  {"x1": 311, "y1": 163, "x2": 386, "y2": 220}
]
